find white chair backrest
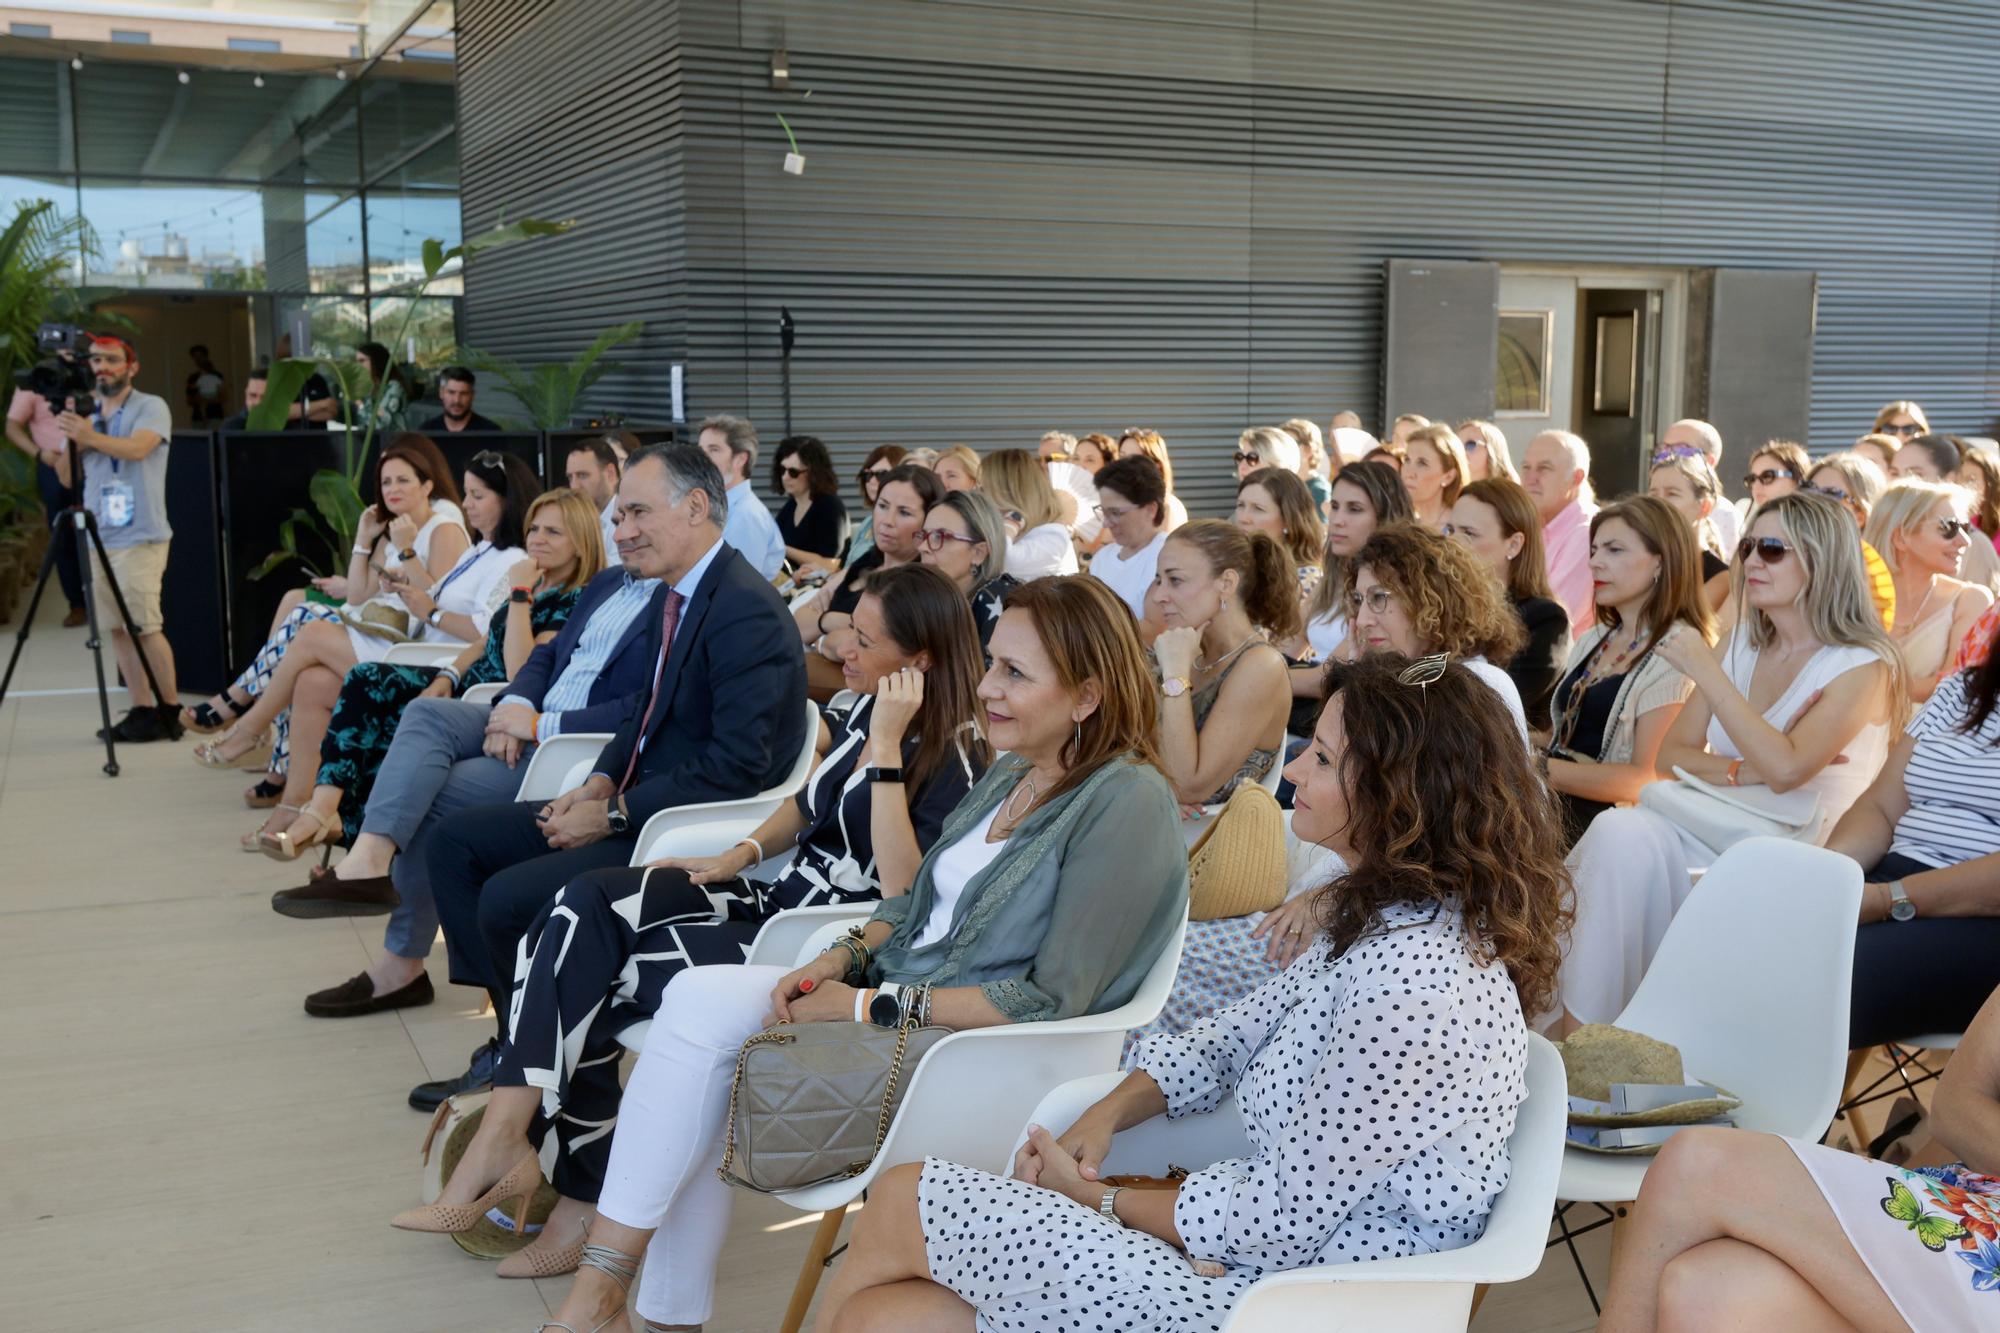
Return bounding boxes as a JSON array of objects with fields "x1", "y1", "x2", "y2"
[
  {"x1": 514, "y1": 732, "x2": 612, "y2": 804},
  {"x1": 1617, "y1": 836, "x2": 1861, "y2": 1137},
  {"x1": 381, "y1": 642, "x2": 458, "y2": 667},
  {"x1": 625, "y1": 699, "x2": 822, "y2": 866},
  {"x1": 1257, "y1": 756, "x2": 1283, "y2": 796},
  {"x1": 461, "y1": 681, "x2": 505, "y2": 706}
]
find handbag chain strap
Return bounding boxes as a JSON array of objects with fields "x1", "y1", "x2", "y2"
[
  {"x1": 715, "y1": 1018, "x2": 925, "y2": 1187},
  {"x1": 716, "y1": 1028, "x2": 793, "y2": 1184}
]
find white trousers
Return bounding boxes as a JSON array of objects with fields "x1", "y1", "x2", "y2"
[
  {"x1": 596, "y1": 962, "x2": 789, "y2": 1326},
  {"x1": 1560, "y1": 807, "x2": 1712, "y2": 1025}
]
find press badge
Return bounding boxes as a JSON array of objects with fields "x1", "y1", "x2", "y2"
[{"x1": 100, "y1": 477, "x2": 135, "y2": 528}]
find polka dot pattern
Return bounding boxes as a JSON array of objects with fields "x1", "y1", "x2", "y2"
[{"x1": 917, "y1": 902, "x2": 1529, "y2": 1331}]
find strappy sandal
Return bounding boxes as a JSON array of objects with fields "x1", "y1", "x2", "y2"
[
  {"x1": 244, "y1": 777, "x2": 285, "y2": 809},
  {"x1": 182, "y1": 695, "x2": 245, "y2": 734},
  {"x1": 260, "y1": 805, "x2": 338, "y2": 862},
  {"x1": 192, "y1": 730, "x2": 252, "y2": 768},
  {"x1": 536, "y1": 1238, "x2": 648, "y2": 1333},
  {"x1": 243, "y1": 805, "x2": 300, "y2": 853}
]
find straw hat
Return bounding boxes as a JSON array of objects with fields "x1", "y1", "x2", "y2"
[
  {"x1": 339, "y1": 600, "x2": 418, "y2": 643},
  {"x1": 1186, "y1": 782, "x2": 1289, "y2": 921},
  {"x1": 1558, "y1": 1024, "x2": 1741, "y2": 1135}
]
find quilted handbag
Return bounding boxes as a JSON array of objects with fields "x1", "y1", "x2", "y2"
[{"x1": 716, "y1": 1017, "x2": 948, "y2": 1193}]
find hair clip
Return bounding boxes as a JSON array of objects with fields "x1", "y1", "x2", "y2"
[{"x1": 1397, "y1": 652, "x2": 1450, "y2": 689}]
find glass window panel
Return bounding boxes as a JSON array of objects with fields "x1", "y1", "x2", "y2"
[
  {"x1": 1496, "y1": 311, "x2": 1552, "y2": 416},
  {"x1": 366, "y1": 182, "x2": 461, "y2": 296},
  {"x1": 78, "y1": 179, "x2": 365, "y2": 294},
  {"x1": 74, "y1": 61, "x2": 351, "y2": 184},
  {"x1": 369, "y1": 296, "x2": 460, "y2": 377},
  {"x1": 227, "y1": 38, "x2": 282, "y2": 53},
  {"x1": 110, "y1": 30, "x2": 152, "y2": 44},
  {"x1": 0, "y1": 57, "x2": 72, "y2": 176},
  {"x1": 360, "y1": 72, "x2": 458, "y2": 181},
  {"x1": 274, "y1": 295, "x2": 368, "y2": 363},
  {"x1": 9, "y1": 23, "x2": 52, "y2": 38}
]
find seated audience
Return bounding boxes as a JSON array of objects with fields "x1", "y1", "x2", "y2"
[
  {"x1": 1329, "y1": 424, "x2": 1378, "y2": 468},
  {"x1": 1400, "y1": 422, "x2": 1470, "y2": 531},
  {"x1": 1867, "y1": 479, "x2": 1994, "y2": 701},
  {"x1": 933, "y1": 443, "x2": 982, "y2": 493},
  {"x1": 1648, "y1": 449, "x2": 1732, "y2": 607},
  {"x1": 1561, "y1": 492, "x2": 1902, "y2": 1028},
  {"x1": 1657, "y1": 417, "x2": 1739, "y2": 548},
  {"x1": 403, "y1": 563, "x2": 990, "y2": 1274},
  {"x1": 1233, "y1": 425, "x2": 1300, "y2": 481},
  {"x1": 1279, "y1": 416, "x2": 1332, "y2": 507},
  {"x1": 844, "y1": 444, "x2": 908, "y2": 568},
  {"x1": 1387, "y1": 411, "x2": 1430, "y2": 447},
  {"x1": 1958, "y1": 445, "x2": 2000, "y2": 545},
  {"x1": 1070, "y1": 432, "x2": 1114, "y2": 473},
  {"x1": 1891, "y1": 432, "x2": 1962, "y2": 482},
  {"x1": 1344, "y1": 521, "x2": 1530, "y2": 740},
  {"x1": 984, "y1": 448, "x2": 1079, "y2": 580},
  {"x1": 1452, "y1": 477, "x2": 1572, "y2": 733},
  {"x1": 1807, "y1": 450, "x2": 1897, "y2": 629},
  {"x1": 1520, "y1": 429, "x2": 1600, "y2": 633},
  {"x1": 1329, "y1": 408, "x2": 1363, "y2": 432},
  {"x1": 1543, "y1": 496, "x2": 1709, "y2": 843},
  {"x1": 1232, "y1": 465, "x2": 1324, "y2": 598},
  {"x1": 268, "y1": 489, "x2": 602, "y2": 858},
  {"x1": 1597, "y1": 981, "x2": 2000, "y2": 1332},
  {"x1": 1854, "y1": 430, "x2": 1902, "y2": 478},
  {"x1": 418, "y1": 365, "x2": 499, "y2": 433},
  {"x1": 773, "y1": 434, "x2": 848, "y2": 567},
  {"x1": 915, "y1": 488, "x2": 1018, "y2": 646},
  {"x1": 818, "y1": 653, "x2": 1569, "y2": 1333},
  {"x1": 1744, "y1": 439, "x2": 1808, "y2": 508},
  {"x1": 422, "y1": 445, "x2": 809, "y2": 1088},
  {"x1": 794, "y1": 463, "x2": 946, "y2": 698},
  {"x1": 1456, "y1": 417, "x2": 1517, "y2": 482},
  {"x1": 565, "y1": 432, "x2": 629, "y2": 559},
  {"x1": 1037, "y1": 430, "x2": 1076, "y2": 461},
  {"x1": 534, "y1": 575, "x2": 1188, "y2": 1333},
  {"x1": 1118, "y1": 427, "x2": 1189, "y2": 530},
  {"x1": 1826, "y1": 654, "x2": 2000, "y2": 1049},
  {"x1": 1084, "y1": 456, "x2": 1169, "y2": 624},
  {"x1": 1289, "y1": 460, "x2": 1411, "y2": 709},
  {"x1": 1363, "y1": 443, "x2": 1404, "y2": 473},
  {"x1": 1875, "y1": 398, "x2": 1930, "y2": 443},
  {"x1": 687, "y1": 416, "x2": 783, "y2": 580},
  {"x1": 1149, "y1": 520, "x2": 1296, "y2": 816}
]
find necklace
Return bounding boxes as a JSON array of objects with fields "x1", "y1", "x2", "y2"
[
  {"x1": 997, "y1": 770, "x2": 1040, "y2": 830},
  {"x1": 1197, "y1": 632, "x2": 1259, "y2": 672}
]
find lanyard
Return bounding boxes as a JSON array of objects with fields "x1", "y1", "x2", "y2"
[
  {"x1": 96, "y1": 398, "x2": 132, "y2": 473},
  {"x1": 430, "y1": 541, "x2": 491, "y2": 599}
]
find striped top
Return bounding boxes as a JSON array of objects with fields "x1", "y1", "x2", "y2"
[{"x1": 1889, "y1": 670, "x2": 2000, "y2": 869}]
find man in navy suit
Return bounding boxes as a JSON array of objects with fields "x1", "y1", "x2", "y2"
[
  {"x1": 275, "y1": 514, "x2": 671, "y2": 1031},
  {"x1": 420, "y1": 444, "x2": 807, "y2": 1108}
]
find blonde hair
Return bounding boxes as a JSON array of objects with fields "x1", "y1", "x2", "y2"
[
  {"x1": 1239, "y1": 426, "x2": 1301, "y2": 474},
  {"x1": 1855, "y1": 432, "x2": 1903, "y2": 466},
  {"x1": 526, "y1": 487, "x2": 606, "y2": 592},
  {"x1": 1118, "y1": 428, "x2": 1174, "y2": 495},
  {"x1": 1875, "y1": 400, "x2": 1931, "y2": 434},
  {"x1": 1648, "y1": 452, "x2": 1727, "y2": 559},
  {"x1": 1280, "y1": 417, "x2": 1325, "y2": 472},
  {"x1": 1807, "y1": 451, "x2": 1888, "y2": 525},
  {"x1": 1866, "y1": 479, "x2": 1967, "y2": 578},
  {"x1": 1454, "y1": 418, "x2": 1517, "y2": 481},
  {"x1": 938, "y1": 443, "x2": 982, "y2": 484},
  {"x1": 982, "y1": 448, "x2": 1065, "y2": 532},
  {"x1": 1737, "y1": 491, "x2": 1907, "y2": 729},
  {"x1": 1404, "y1": 423, "x2": 1469, "y2": 507}
]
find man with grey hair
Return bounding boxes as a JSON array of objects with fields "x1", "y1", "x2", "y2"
[
  {"x1": 1659, "y1": 417, "x2": 1740, "y2": 549},
  {"x1": 1521, "y1": 429, "x2": 1600, "y2": 632},
  {"x1": 694, "y1": 413, "x2": 785, "y2": 578}
]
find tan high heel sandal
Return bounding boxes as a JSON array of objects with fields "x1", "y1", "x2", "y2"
[
  {"x1": 260, "y1": 806, "x2": 338, "y2": 862},
  {"x1": 497, "y1": 1213, "x2": 591, "y2": 1279},
  {"x1": 392, "y1": 1150, "x2": 544, "y2": 1235},
  {"x1": 242, "y1": 805, "x2": 301, "y2": 853}
]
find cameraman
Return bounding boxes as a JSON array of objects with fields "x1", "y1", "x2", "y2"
[
  {"x1": 5, "y1": 376, "x2": 86, "y2": 627},
  {"x1": 56, "y1": 335, "x2": 182, "y2": 743}
]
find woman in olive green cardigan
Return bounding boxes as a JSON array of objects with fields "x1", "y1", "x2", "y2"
[{"x1": 540, "y1": 576, "x2": 1188, "y2": 1333}]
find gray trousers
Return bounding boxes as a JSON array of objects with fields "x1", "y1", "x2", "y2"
[{"x1": 361, "y1": 697, "x2": 522, "y2": 959}]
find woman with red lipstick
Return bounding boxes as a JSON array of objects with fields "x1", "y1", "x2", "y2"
[
  {"x1": 1543, "y1": 496, "x2": 1712, "y2": 845},
  {"x1": 402, "y1": 563, "x2": 990, "y2": 1275},
  {"x1": 1560, "y1": 491, "x2": 1904, "y2": 1029}
]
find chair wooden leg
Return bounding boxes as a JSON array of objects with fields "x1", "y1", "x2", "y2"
[
  {"x1": 779, "y1": 1203, "x2": 850, "y2": 1333},
  {"x1": 1468, "y1": 1282, "x2": 1491, "y2": 1322},
  {"x1": 1842, "y1": 1045, "x2": 1881, "y2": 1147}
]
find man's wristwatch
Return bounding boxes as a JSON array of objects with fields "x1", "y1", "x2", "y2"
[
  {"x1": 606, "y1": 801, "x2": 630, "y2": 835},
  {"x1": 1885, "y1": 880, "x2": 1916, "y2": 922},
  {"x1": 1098, "y1": 1186, "x2": 1125, "y2": 1224}
]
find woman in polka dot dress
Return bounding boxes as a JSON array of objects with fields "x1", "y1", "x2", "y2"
[{"x1": 818, "y1": 652, "x2": 1574, "y2": 1331}]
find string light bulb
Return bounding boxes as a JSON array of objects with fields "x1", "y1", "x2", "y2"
[
  {"x1": 253, "y1": 74, "x2": 265, "y2": 88},
  {"x1": 71, "y1": 56, "x2": 83, "y2": 71},
  {"x1": 176, "y1": 70, "x2": 190, "y2": 84}
]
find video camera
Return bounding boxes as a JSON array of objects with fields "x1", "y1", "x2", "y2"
[{"x1": 14, "y1": 323, "x2": 97, "y2": 418}]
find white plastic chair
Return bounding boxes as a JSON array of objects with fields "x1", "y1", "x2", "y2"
[
  {"x1": 1009, "y1": 1033, "x2": 1567, "y2": 1332},
  {"x1": 1555, "y1": 837, "x2": 1861, "y2": 1293},
  {"x1": 380, "y1": 642, "x2": 458, "y2": 667},
  {"x1": 461, "y1": 681, "x2": 505, "y2": 706},
  {"x1": 512, "y1": 732, "x2": 613, "y2": 804},
  {"x1": 627, "y1": 699, "x2": 822, "y2": 865}
]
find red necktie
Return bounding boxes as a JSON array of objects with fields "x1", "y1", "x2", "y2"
[{"x1": 618, "y1": 588, "x2": 685, "y2": 792}]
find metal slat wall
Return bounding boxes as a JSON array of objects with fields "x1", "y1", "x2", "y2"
[{"x1": 458, "y1": 0, "x2": 2000, "y2": 515}]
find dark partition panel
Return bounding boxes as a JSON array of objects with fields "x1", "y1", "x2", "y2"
[
  {"x1": 543, "y1": 425, "x2": 679, "y2": 488},
  {"x1": 424, "y1": 431, "x2": 544, "y2": 490},
  {"x1": 160, "y1": 431, "x2": 230, "y2": 696},
  {"x1": 217, "y1": 430, "x2": 355, "y2": 667}
]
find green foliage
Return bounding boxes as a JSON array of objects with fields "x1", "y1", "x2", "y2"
[
  {"x1": 0, "y1": 199, "x2": 96, "y2": 391},
  {"x1": 455, "y1": 320, "x2": 644, "y2": 430}
]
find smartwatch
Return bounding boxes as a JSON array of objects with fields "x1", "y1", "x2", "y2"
[
  {"x1": 510, "y1": 586, "x2": 533, "y2": 604},
  {"x1": 865, "y1": 766, "x2": 905, "y2": 785},
  {"x1": 399, "y1": 547, "x2": 417, "y2": 561},
  {"x1": 606, "y1": 801, "x2": 630, "y2": 836},
  {"x1": 1886, "y1": 880, "x2": 1916, "y2": 922},
  {"x1": 867, "y1": 988, "x2": 904, "y2": 1028}
]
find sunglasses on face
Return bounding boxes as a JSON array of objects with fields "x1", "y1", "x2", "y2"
[
  {"x1": 1344, "y1": 586, "x2": 1396, "y2": 615},
  {"x1": 1737, "y1": 536, "x2": 1794, "y2": 564},
  {"x1": 471, "y1": 449, "x2": 505, "y2": 467},
  {"x1": 1807, "y1": 483, "x2": 1850, "y2": 503},
  {"x1": 1652, "y1": 444, "x2": 1706, "y2": 465},
  {"x1": 1884, "y1": 422, "x2": 1923, "y2": 437},
  {"x1": 1743, "y1": 468, "x2": 1797, "y2": 488},
  {"x1": 780, "y1": 465, "x2": 809, "y2": 479},
  {"x1": 1938, "y1": 517, "x2": 1974, "y2": 540},
  {"x1": 1233, "y1": 451, "x2": 1261, "y2": 467},
  {"x1": 916, "y1": 526, "x2": 979, "y2": 551}
]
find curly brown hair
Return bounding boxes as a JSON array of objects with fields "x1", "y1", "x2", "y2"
[
  {"x1": 1311, "y1": 655, "x2": 1572, "y2": 1020},
  {"x1": 1346, "y1": 521, "x2": 1524, "y2": 665}
]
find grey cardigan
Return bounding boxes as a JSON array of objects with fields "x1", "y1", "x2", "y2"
[{"x1": 870, "y1": 752, "x2": 1188, "y2": 1023}]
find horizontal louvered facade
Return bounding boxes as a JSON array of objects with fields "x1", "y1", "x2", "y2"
[{"x1": 457, "y1": 0, "x2": 2000, "y2": 515}]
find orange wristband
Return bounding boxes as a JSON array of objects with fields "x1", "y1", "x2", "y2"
[{"x1": 1726, "y1": 758, "x2": 1744, "y2": 787}]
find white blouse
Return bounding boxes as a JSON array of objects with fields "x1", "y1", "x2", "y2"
[
  {"x1": 913, "y1": 804, "x2": 1005, "y2": 949},
  {"x1": 1130, "y1": 901, "x2": 1526, "y2": 1275},
  {"x1": 423, "y1": 541, "x2": 527, "y2": 646},
  {"x1": 1005, "y1": 522, "x2": 1081, "y2": 581}
]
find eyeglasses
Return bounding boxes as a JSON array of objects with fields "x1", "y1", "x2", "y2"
[
  {"x1": 915, "y1": 526, "x2": 980, "y2": 551},
  {"x1": 1460, "y1": 437, "x2": 1485, "y2": 453},
  {"x1": 1806, "y1": 483, "x2": 1850, "y2": 503},
  {"x1": 1743, "y1": 468, "x2": 1797, "y2": 488},
  {"x1": 1938, "y1": 517, "x2": 1974, "y2": 540},
  {"x1": 1344, "y1": 586, "x2": 1396, "y2": 615},
  {"x1": 1001, "y1": 507, "x2": 1024, "y2": 525},
  {"x1": 780, "y1": 465, "x2": 809, "y2": 479},
  {"x1": 1883, "y1": 422, "x2": 1924, "y2": 437},
  {"x1": 1736, "y1": 536, "x2": 1794, "y2": 564},
  {"x1": 1233, "y1": 451, "x2": 1262, "y2": 467},
  {"x1": 1093, "y1": 502, "x2": 1134, "y2": 522},
  {"x1": 1397, "y1": 652, "x2": 1450, "y2": 689}
]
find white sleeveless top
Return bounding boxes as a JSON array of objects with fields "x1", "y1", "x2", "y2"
[{"x1": 1704, "y1": 629, "x2": 1890, "y2": 840}]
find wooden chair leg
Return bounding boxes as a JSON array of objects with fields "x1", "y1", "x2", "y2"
[
  {"x1": 779, "y1": 1203, "x2": 850, "y2": 1333},
  {"x1": 1842, "y1": 1045, "x2": 1881, "y2": 1147},
  {"x1": 1468, "y1": 1282, "x2": 1491, "y2": 1322}
]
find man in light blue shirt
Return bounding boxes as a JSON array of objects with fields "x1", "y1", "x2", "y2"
[{"x1": 696, "y1": 413, "x2": 785, "y2": 579}]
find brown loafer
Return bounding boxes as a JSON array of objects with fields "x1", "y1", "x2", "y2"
[
  {"x1": 62, "y1": 606, "x2": 87, "y2": 628},
  {"x1": 304, "y1": 970, "x2": 434, "y2": 1018},
  {"x1": 271, "y1": 873, "x2": 399, "y2": 919}
]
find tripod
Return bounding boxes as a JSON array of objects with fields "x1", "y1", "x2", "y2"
[{"x1": 0, "y1": 446, "x2": 171, "y2": 776}]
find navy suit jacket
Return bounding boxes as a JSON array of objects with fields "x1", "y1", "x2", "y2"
[
  {"x1": 505, "y1": 566, "x2": 665, "y2": 734},
  {"x1": 594, "y1": 541, "x2": 809, "y2": 826}
]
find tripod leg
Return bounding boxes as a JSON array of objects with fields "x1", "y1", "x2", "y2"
[
  {"x1": 80, "y1": 514, "x2": 173, "y2": 720},
  {"x1": 69, "y1": 513, "x2": 123, "y2": 776},
  {"x1": 0, "y1": 522, "x2": 66, "y2": 705}
]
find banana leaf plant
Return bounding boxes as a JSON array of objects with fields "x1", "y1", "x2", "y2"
[
  {"x1": 454, "y1": 319, "x2": 643, "y2": 429},
  {"x1": 244, "y1": 215, "x2": 575, "y2": 578}
]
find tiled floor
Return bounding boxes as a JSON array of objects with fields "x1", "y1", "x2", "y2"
[{"x1": 3, "y1": 589, "x2": 1675, "y2": 1333}]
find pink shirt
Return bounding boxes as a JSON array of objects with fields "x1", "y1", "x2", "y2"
[
  {"x1": 7, "y1": 387, "x2": 62, "y2": 453},
  {"x1": 1542, "y1": 494, "x2": 1599, "y2": 634}
]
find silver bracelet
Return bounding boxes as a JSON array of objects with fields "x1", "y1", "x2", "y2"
[{"x1": 438, "y1": 666, "x2": 462, "y2": 686}]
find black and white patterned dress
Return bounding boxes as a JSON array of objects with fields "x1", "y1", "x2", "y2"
[
  {"x1": 494, "y1": 694, "x2": 980, "y2": 1200},
  {"x1": 917, "y1": 901, "x2": 1528, "y2": 1332}
]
